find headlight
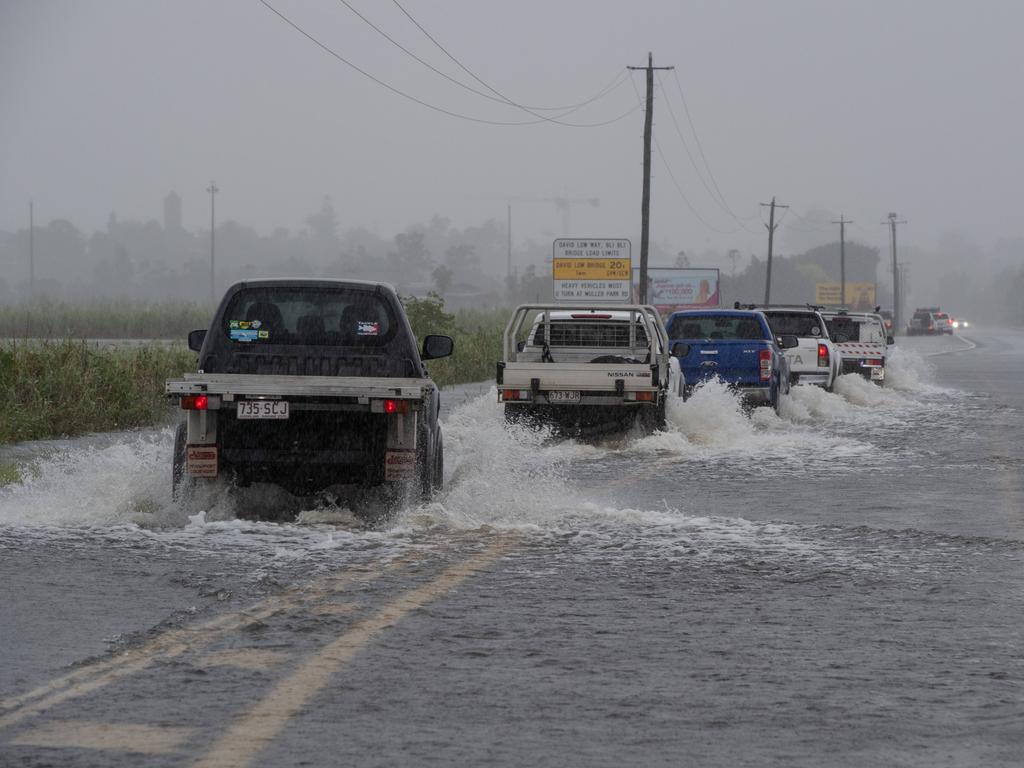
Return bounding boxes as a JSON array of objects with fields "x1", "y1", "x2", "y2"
[{"x1": 952, "y1": 321, "x2": 960, "y2": 328}]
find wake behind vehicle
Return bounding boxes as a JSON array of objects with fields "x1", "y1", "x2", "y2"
[
  {"x1": 735, "y1": 304, "x2": 839, "y2": 390},
  {"x1": 665, "y1": 309, "x2": 795, "y2": 411},
  {"x1": 166, "y1": 279, "x2": 453, "y2": 511},
  {"x1": 498, "y1": 304, "x2": 681, "y2": 436},
  {"x1": 821, "y1": 309, "x2": 894, "y2": 383}
]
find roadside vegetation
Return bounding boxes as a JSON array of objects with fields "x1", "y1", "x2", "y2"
[
  {"x1": 0, "y1": 296, "x2": 505, "y2": 446},
  {"x1": 0, "y1": 340, "x2": 195, "y2": 444},
  {"x1": 403, "y1": 295, "x2": 505, "y2": 389},
  {"x1": 0, "y1": 299, "x2": 211, "y2": 339}
]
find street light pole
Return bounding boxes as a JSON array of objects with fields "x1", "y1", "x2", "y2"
[{"x1": 207, "y1": 182, "x2": 219, "y2": 307}]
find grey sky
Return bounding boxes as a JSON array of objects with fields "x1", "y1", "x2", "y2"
[{"x1": 2, "y1": 0, "x2": 1022, "y2": 258}]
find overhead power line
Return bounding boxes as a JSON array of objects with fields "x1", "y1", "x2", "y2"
[
  {"x1": 259, "y1": 0, "x2": 640, "y2": 128},
  {"x1": 628, "y1": 75, "x2": 740, "y2": 236},
  {"x1": 337, "y1": 0, "x2": 631, "y2": 124},
  {"x1": 657, "y1": 71, "x2": 759, "y2": 233},
  {"x1": 390, "y1": 0, "x2": 623, "y2": 114}
]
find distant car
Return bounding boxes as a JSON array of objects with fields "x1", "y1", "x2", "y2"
[
  {"x1": 931, "y1": 311, "x2": 954, "y2": 334},
  {"x1": 951, "y1": 317, "x2": 970, "y2": 330},
  {"x1": 908, "y1": 307, "x2": 952, "y2": 335},
  {"x1": 665, "y1": 309, "x2": 794, "y2": 411}
]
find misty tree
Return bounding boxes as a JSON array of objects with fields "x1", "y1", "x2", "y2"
[
  {"x1": 306, "y1": 196, "x2": 340, "y2": 243},
  {"x1": 432, "y1": 264, "x2": 454, "y2": 295},
  {"x1": 388, "y1": 230, "x2": 431, "y2": 282}
]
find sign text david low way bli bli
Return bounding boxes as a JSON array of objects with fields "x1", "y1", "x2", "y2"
[{"x1": 552, "y1": 239, "x2": 632, "y2": 302}]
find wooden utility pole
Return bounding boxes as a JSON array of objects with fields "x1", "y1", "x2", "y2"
[
  {"x1": 760, "y1": 196, "x2": 788, "y2": 304},
  {"x1": 628, "y1": 52, "x2": 673, "y2": 304},
  {"x1": 832, "y1": 214, "x2": 853, "y2": 306},
  {"x1": 207, "y1": 182, "x2": 219, "y2": 308},
  {"x1": 506, "y1": 202, "x2": 512, "y2": 284},
  {"x1": 886, "y1": 212, "x2": 906, "y2": 332},
  {"x1": 28, "y1": 200, "x2": 34, "y2": 300}
]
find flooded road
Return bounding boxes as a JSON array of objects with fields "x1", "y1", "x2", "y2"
[{"x1": 1, "y1": 330, "x2": 1022, "y2": 766}]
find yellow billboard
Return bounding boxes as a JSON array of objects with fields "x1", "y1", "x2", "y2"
[{"x1": 815, "y1": 282, "x2": 876, "y2": 309}]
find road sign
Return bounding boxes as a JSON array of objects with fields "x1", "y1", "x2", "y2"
[
  {"x1": 552, "y1": 239, "x2": 632, "y2": 302},
  {"x1": 815, "y1": 282, "x2": 877, "y2": 308}
]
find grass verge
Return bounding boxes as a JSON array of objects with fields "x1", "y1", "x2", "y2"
[
  {"x1": 0, "y1": 340, "x2": 195, "y2": 444},
  {"x1": 0, "y1": 463, "x2": 22, "y2": 486}
]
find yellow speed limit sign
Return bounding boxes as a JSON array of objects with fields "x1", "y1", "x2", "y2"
[{"x1": 552, "y1": 239, "x2": 632, "y2": 301}]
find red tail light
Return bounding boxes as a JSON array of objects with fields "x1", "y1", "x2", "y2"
[
  {"x1": 181, "y1": 394, "x2": 208, "y2": 410},
  {"x1": 759, "y1": 349, "x2": 772, "y2": 381},
  {"x1": 383, "y1": 399, "x2": 409, "y2": 414},
  {"x1": 868, "y1": 358, "x2": 883, "y2": 366},
  {"x1": 817, "y1": 343, "x2": 829, "y2": 368}
]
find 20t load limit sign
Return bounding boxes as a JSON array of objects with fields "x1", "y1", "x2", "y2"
[{"x1": 552, "y1": 239, "x2": 632, "y2": 302}]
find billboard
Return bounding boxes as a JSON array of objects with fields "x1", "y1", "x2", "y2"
[
  {"x1": 552, "y1": 239, "x2": 632, "y2": 302},
  {"x1": 632, "y1": 268, "x2": 720, "y2": 313},
  {"x1": 815, "y1": 282, "x2": 877, "y2": 309}
]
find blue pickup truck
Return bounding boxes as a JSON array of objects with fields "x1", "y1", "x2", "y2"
[{"x1": 665, "y1": 309, "x2": 797, "y2": 411}]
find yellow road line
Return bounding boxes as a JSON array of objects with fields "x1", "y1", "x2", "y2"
[
  {"x1": 0, "y1": 554, "x2": 418, "y2": 730},
  {"x1": 11, "y1": 719, "x2": 193, "y2": 755},
  {"x1": 192, "y1": 539, "x2": 513, "y2": 768}
]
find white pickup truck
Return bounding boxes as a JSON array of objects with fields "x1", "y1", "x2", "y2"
[
  {"x1": 821, "y1": 309, "x2": 894, "y2": 384},
  {"x1": 738, "y1": 304, "x2": 840, "y2": 391},
  {"x1": 497, "y1": 304, "x2": 682, "y2": 436}
]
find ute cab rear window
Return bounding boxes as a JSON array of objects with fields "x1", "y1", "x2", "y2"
[
  {"x1": 826, "y1": 316, "x2": 886, "y2": 343},
  {"x1": 763, "y1": 311, "x2": 827, "y2": 339},
  {"x1": 667, "y1": 314, "x2": 767, "y2": 340},
  {"x1": 223, "y1": 287, "x2": 397, "y2": 347}
]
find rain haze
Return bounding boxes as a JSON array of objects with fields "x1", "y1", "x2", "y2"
[
  {"x1": 4, "y1": 4, "x2": 1024, "y2": 767},
  {"x1": 2, "y1": 0, "x2": 1024, "y2": 314}
]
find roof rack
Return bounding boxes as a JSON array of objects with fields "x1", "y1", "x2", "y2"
[{"x1": 733, "y1": 301, "x2": 826, "y2": 312}]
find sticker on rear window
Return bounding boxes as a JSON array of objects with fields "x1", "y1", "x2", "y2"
[
  {"x1": 357, "y1": 321, "x2": 380, "y2": 336},
  {"x1": 230, "y1": 329, "x2": 259, "y2": 342}
]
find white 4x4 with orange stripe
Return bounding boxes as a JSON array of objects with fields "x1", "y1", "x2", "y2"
[{"x1": 820, "y1": 309, "x2": 894, "y2": 384}]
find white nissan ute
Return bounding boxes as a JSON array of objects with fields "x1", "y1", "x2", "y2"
[
  {"x1": 735, "y1": 303, "x2": 839, "y2": 390},
  {"x1": 497, "y1": 304, "x2": 682, "y2": 436}
]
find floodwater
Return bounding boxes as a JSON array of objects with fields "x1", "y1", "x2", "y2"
[{"x1": 1, "y1": 330, "x2": 1021, "y2": 767}]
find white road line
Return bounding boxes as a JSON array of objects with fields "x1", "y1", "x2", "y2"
[
  {"x1": 11, "y1": 719, "x2": 193, "y2": 755},
  {"x1": 924, "y1": 335, "x2": 977, "y2": 357},
  {"x1": 191, "y1": 539, "x2": 513, "y2": 768}
]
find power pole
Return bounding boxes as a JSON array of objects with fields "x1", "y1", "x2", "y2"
[
  {"x1": 28, "y1": 200, "x2": 35, "y2": 301},
  {"x1": 207, "y1": 182, "x2": 219, "y2": 308},
  {"x1": 760, "y1": 196, "x2": 788, "y2": 304},
  {"x1": 832, "y1": 214, "x2": 853, "y2": 306},
  {"x1": 506, "y1": 202, "x2": 512, "y2": 284},
  {"x1": 885, "y1": 212, "x2": 906, "y2": 333},
  {"x1": 628, "y1": 52, "x2": 673, "y2": 303}
]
